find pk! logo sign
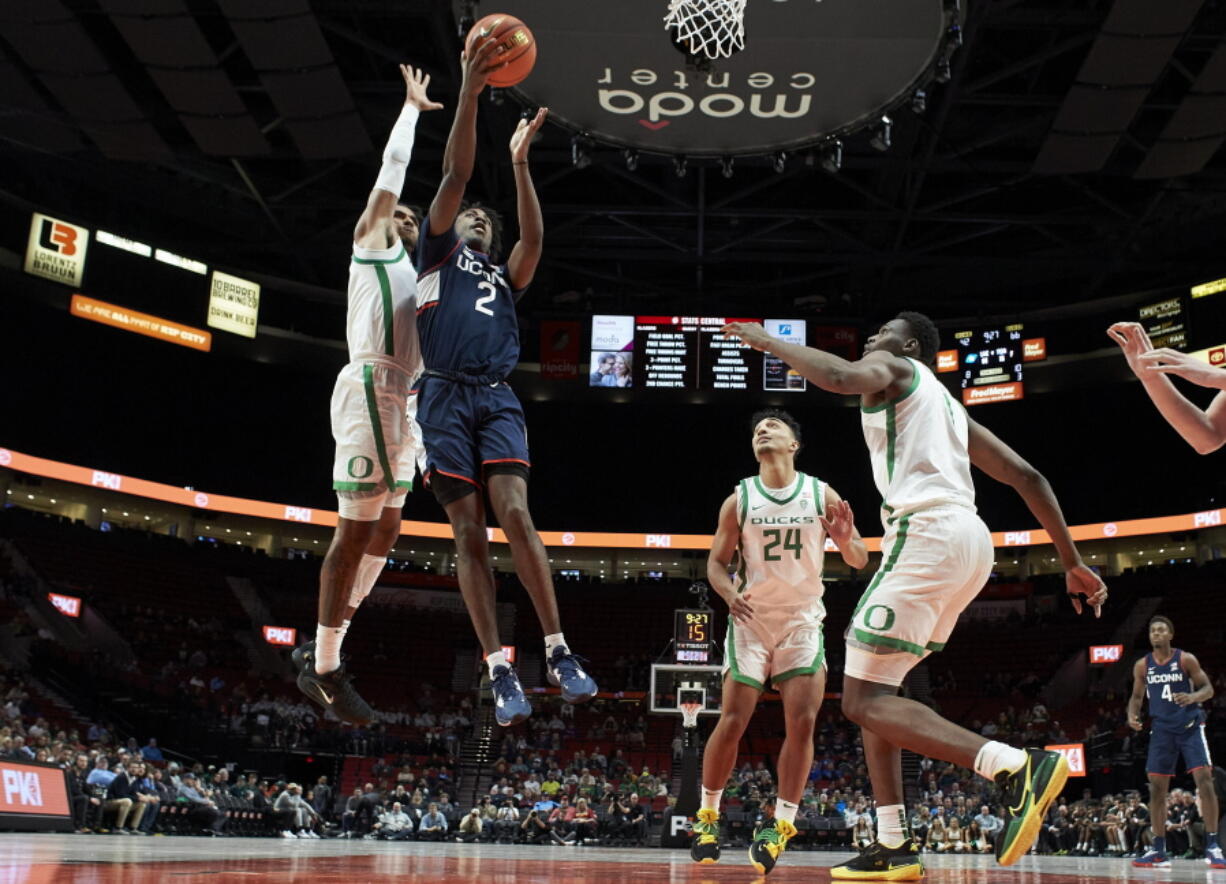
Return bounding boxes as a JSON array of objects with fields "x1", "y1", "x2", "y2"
[
  {"x1": 24, "y1": 212, "x2": 89, "y2": 287},
  {"x1": 262, "y1": 626, "x2": 296, "y2": 646},
  {"x1": 48, "y1": 593, "x2": 82, "y2": 618},
  {"x1": 1089, "y1": 644, "x2": 1123, "y2": 664},
  {"x1": 2, "y1": 769, "x2": 42, "y2": 807}
]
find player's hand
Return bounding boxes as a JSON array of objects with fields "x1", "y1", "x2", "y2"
[
  {"x1": 1127, "y1": 716, "x2": 1143, "y2": 732},
  {"x1": 1106, "y1": 322, "x2": 1154, "y2": 375},
  {"x1": 727, "y1": 591, "x2": 754, "y2": 625},
  {"x1": 401, "y1": 64, "x2": 444, "y2": 112},
  {"x1": 1065, "y1": 563, "x2": 1106, "y2": 617},
  {"x1": 460, "y1": 36, "x2": 506, "y2": 96},
  {"x1": 1137, "y1": 347, "x2": 1226, "y2": 390},
  {"x1": 722, "y1": 322, "x2": 774, "y2": 352},
  {"x1": 1171, "y1": 692, "x2": 1195, "y2": 707},
  {"x1": 820, "y1": 499, "x2": 856, "y2": 550},
  {"x1": 510, "y1": 107, "x2": 548, "y2": 163}
]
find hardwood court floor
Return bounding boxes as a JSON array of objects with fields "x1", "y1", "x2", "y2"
[{"x1": 1, "y1": 834, "x2": 1221, "y2": 883}]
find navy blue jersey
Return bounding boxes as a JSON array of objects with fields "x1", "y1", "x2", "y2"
[
  {"x1": 1145, "y1": 649, "x2": 1204, "y2": 730},
  {"x1": 415, "y1": 216, "x2": 525, "y2": 379}
]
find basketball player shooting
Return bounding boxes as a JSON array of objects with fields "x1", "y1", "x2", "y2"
[
  {"x1": 1108, "y1": 321, "x2": 1226, "y2": 454},
  {"x1": 292, "y1": 65, "x2": 441, "y2": 725},
  {"x1": 1126, "y1": 615, "x2": 1223, "y2": 869},
  {"x1": 691, "y1": 409, "x2": 867, "y2": 875},
  {"x1": 413, "y1": 40, "x2": 596, "y2": 726},
  {"x1": 723, "y1": 313, "x2": 1108, "y2": 880}
]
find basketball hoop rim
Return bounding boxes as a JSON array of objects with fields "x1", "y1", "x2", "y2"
[{"x1": 679, "y1": 702, "x2": 703, "y2": 727}]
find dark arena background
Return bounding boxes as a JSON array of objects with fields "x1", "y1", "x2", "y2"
[{"x1": 2, "y1": 0, "x2": 1226, "y2": 881}]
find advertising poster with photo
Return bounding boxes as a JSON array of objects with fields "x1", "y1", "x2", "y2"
[
  {"x1": 589, "y1": 315, "x2": 634, "y2": 388},
  {"x1": 763, "y1": 319, "x2": 806, "y2": 391}
]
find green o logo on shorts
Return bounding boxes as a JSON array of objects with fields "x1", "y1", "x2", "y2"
[
  {"x1": 347, "y1": 456, "x2": 374, "y2": 479},
  {"x1": 863, "y1": 604, "x2": 896, "y2": 632}
]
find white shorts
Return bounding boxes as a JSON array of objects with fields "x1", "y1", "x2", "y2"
[
  {"x1": 722, "y1": 602, "x2": 825, "y2": 690},
  {"x1": 844, "y1": 506, "x2": 993, "y2": 686},
  {"x1": 331, "y1": 361, "x2": 420, "y2": 519}
]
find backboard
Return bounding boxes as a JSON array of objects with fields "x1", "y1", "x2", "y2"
[{"x1": 649, "y1": 663, "x2": 723, "y2": 716}]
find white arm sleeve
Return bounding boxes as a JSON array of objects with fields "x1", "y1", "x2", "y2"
[{"x1": 374, "y1": 104, "x2": 421, "y2": 196}]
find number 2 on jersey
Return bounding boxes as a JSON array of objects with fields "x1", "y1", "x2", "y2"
[
  {"x1": 475, "y1": 281, "x2": 497, "y2": 316},
  {"x1": 763, "y1": 528, "x2": 803, "y2": 561}
]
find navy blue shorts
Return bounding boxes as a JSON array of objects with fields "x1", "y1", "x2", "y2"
[
  {"x1": 1147, "y1": 722, "x2": 1213, "y2": 776},
  {"x1": 415, "y1": 375, "x2": 530, "y2": 488}
]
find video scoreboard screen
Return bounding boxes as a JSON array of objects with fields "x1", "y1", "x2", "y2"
[
  {"x1": 589, "y1": 315, "x2": 806, "y2": 392},
  {"x1": 936, "y1": 323, "x2": 1045, "y2": 406}
]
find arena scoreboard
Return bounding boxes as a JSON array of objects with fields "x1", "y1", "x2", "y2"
[
  {"x1": 936, "y1": 323, "x2": 1044, "y2": 406},
  {"x1": 590, "y1": 315, "x2": 806, "y2": 391},
  {"x1": 674, "y1": 608, "x2": 714, "y2": 664}
]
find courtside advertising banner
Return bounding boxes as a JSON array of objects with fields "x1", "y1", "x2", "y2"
[
  {"x1": 0, "y1": 761, "x2": 73, "y2": 831},
  {"x1": 1045, "y1": 743, "x2": 1086, "y2": 777},
  {"x1": 1089, "y1": 644, "x2": 1124, "y2": 664},
  {"x1": 24, "y1": 212, "x2": 89, "y2": 287}
]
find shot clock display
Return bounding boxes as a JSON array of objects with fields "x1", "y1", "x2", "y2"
[
  {"x1": 939, "y1": 323, "x2": 1038, "y2": 406},
  {"x1": 674, "y1": 608, "x2": 714, "y2": 664}
]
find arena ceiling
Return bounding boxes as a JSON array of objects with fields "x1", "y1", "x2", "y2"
[{"x1": 2, "y1": 0, "x2": 1226, "y2": 321}]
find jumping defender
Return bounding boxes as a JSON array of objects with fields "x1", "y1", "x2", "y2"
[
  {"x1": 1127, "y1": 615, "x2": 1224, "y2": 869},
  {"x1": 723, "y1": 312, "x2": 1108, "y2": 880},
  {"x1": 413, "y1": 40, "x2": 596, "y2": 725},
  {"x1": 293, "y1": 65, "x2": 441, "y2": 724},
  {"x1": 691, "y1": 409, "x2": 868, "y2": 875}
]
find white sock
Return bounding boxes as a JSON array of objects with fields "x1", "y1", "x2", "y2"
[
  {"x1": 973, "y1": 741, "x2": 1027, "y2": 780},
  {"x1": 877, "y1": 804, "x2": 906, "y2": 848},
  {"x1": 775, "y1": 799, "x2": 799, "y2": 827},
  {"x1": 485, "y1": 650, "x2": 509, "y2": 678},
  {"x1": 315, "y1": 622, "x2": 344, "y2": 674},
  {"x1": 700, "y1": 788, "x2": 723, "y2": 815},
  {"x1": 544, "y1": 632, "x2": 567, "y2": 659}
]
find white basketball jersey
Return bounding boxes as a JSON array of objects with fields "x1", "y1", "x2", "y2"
[
  {"x1": 346, "y1": 241, "x2": 421, "y2": 375},
  {"x1": 861, "y1": 357, "x2": 976, "y2": 526},
  {"x1": 735, "y1": 472, "x2": 828, "y2": 610}
]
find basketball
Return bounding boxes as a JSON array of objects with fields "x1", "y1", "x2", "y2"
[{"x1": 465, "y1": 13, "x2": 536, "y2": 88}]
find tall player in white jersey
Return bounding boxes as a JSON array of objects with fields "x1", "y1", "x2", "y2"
[
  {"x1": 724, "y1": 312, "x2": 1109, "y2": 880},
  {"x1": 292, "y1": 65, "x2": 442, "y2": 725},
  {"x1": 691, "y1": 409, "x2": 868, "y2": 875}
]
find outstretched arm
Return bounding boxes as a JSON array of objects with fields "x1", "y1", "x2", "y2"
[
  {"x1": 966, "y1": 417, "x2": 1107, "y2": 616},
  {"x1": 354, "y1": 65, "x2": 443, "y2": 248},
  {"x1": 506, "y1": 108, "x2": 548, "y2": 291},
  {"x1": 427, "y1": 38, "x2": 504, "y2": 235},
  {"x1": 1107, "y1": 322, "x2": 1226, "y2": 454},
  {"x1": 721, "y1": 322, "x2": 911, "y2": 396}
]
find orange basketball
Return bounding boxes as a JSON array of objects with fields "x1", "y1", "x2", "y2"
[{"x1": 465, "y1": 13, "x2": 536, "y2": 88}]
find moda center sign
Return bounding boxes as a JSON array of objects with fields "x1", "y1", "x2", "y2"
[{"x1": 488, "y1": 0, "x2": 953, "y2": 155}]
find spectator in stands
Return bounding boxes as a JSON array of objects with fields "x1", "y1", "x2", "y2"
[
  {"x1": 106, "y1": 763, "x2": 145, "y2": 834},
  {"x1": 621, "y1": 795, "x2": 647, "y2": 845},
  {"x1": 311, "y1": 775, "x2": 332, "y2": 822},
  {"x1": 519, "y1": 805, "x2": 551, "y2": 844},
  {"x1": 926, "y1": 809, "x2": 947, "y2": 853},
  {"x1": 494, "y1": 801, "x2": 520, "y2": 843},
  {"x1": 274, "y1": 783, "x2": 320, "y2": 839},
  {"x1": 908, "y1": 806, "x2": 930, "y2": 847},
  {"x1": 1125, "y1": 794, "x2": 1150, "y2": 856},
  {"x1": 572, "y1": 797, "x2": 598, "y2": 845},
  {"x1": 946, "y1": 816, "x2": 967, "y2": 853},
  {"x1": 341, "y1": 787, "x2": 364, "y2": 837},
  {"x1": 456, "y1": 807, "x2": 484, "y2": 843},
  {"x1": 372, "y1": 801, "x2": 414, "y2": 841},
  {"x1": 852, "y1": 808, "x2": 874, "y2": 850},
  {"x1": 66, "y1": 753, "x2": 97, "y2": 833},
  {"x1": 974, "y1": 804, "x2": 1002, "y2": 849},
  {"x1": 178, "y1": 772, "x2": 226, "y2": 835},
  {"x1": 131, "y1": 762, "x2": 160, "y2": 835},
  {"x1": 356, "y1": 782, "x2": 381, "y2": 832},
  {"x1": 966, "y1": 820, "x2": 991, "y2": 854},
  {"x1": 418, "y1": 802, "x2": 448, "y2": 842},
  {"x1": 548, "y1": 795, "x2": 576, "y2": 844},
  {"x1": 140, "y1": 738, "x2": 163, "y2": 763}
]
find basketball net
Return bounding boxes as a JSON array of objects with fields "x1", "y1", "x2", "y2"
[
  {"x1": 679, "y1": 702, "x2": 703, "y2": 729},
  {"x1": 663, "y1": 0, "x2": 746, "y2": 61}
]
